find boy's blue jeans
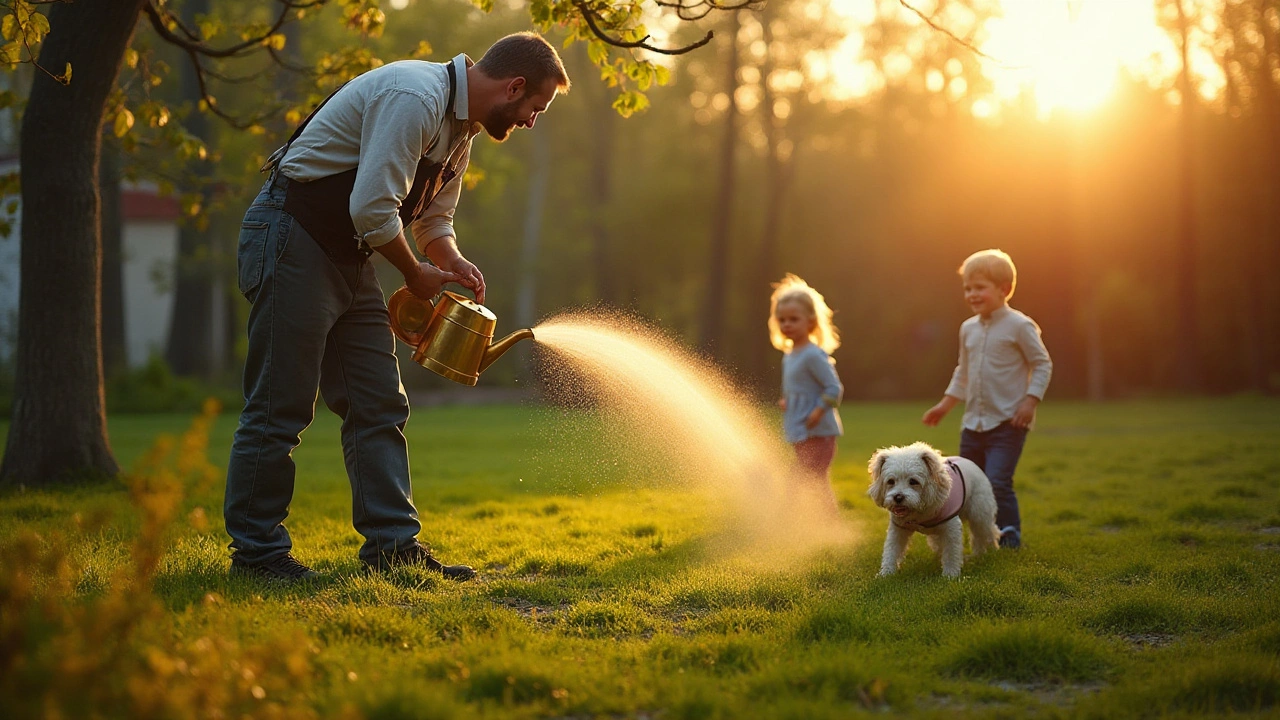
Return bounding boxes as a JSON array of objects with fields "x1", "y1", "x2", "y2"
[
  {"x1": 223, "y1": 174, "x2": 421, "y2": 566},
  {"x1": 959, "y1": 421, "x2": 1028, "y2": 532}
]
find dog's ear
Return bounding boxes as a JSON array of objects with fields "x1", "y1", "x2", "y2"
[
  {"x1": 866, "y1": 450, "x2": 890, "y2": 506},
  {"x1": 918, "y1": 449, "x2": 951, "y2": 510}
]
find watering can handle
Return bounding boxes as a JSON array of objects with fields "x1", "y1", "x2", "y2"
[{"x1": 387, "y1": 286, "x2": 434, "y2": 347}]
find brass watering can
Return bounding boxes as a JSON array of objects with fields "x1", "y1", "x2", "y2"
[{"x1": 387, "y1": 287, "x2": 534, "y2": 386}]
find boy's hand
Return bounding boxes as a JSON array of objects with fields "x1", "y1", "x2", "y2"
[
  {"x1": 805, "y1": 406, "x2": 826, "y2": 429},
  {"x1": 1011, "y1": 395, "x2": 1039, "y2": 428},
  {"x1": 922, "y1": 396, "x2": 959, "y2": 426}
]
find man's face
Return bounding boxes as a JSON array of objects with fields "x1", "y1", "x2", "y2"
[{"x1": 481, "y1": 77, "x2": 559, "y2": 142}]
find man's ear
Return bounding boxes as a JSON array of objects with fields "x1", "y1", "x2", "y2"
[{"x1": 506, "y1": 76, "x2": 527, "y2": 100}]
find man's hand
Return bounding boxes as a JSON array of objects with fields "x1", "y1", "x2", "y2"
[
  {"x1": 406, "y1": 262, "x2": 461, "y2": 300},
  {"x1": 441, "y1": 255, "x2": 486, "y2": 305},
  {"x1": 805, "y1": 406, "x2": 826, "y2": 429},
  {"x1": 777, "y1": 398, "x2": 787, "y2": 411},
  {"x1": 1011, "y1": 395, "x2": 1039, "y2": 429}
]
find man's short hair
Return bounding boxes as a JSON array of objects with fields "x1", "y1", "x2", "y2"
[
  {"x1": 959, "y1": 249, "x2": 1017, "y2": 299},
  {"x1": 475, "y1": 32, "x2": 571, "y2": 92}
]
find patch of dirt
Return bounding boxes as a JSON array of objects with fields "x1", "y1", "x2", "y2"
[
  {"x1": 493, "y1": 596, "x2": 570, "y2": 624},
  {"x1": 1124, "y1": 633, "x2": 1177, "y2": 649},
  {"x1": 1257, "y1": 527, "x2": 1280, "y2": 535},
  {"x1": 1254, "y1": 543, "x2": 1280, "y2": 552},
  {"x1": 992, "y1": 681, "x2": 1106, "y2": 705},
  {"x1": 926, "y1": 681, "x2": 1104, "y2": 711}
]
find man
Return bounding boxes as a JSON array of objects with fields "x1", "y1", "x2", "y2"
[{"x1": 225, "y1": 32, "x2": 570, "y2": 582}]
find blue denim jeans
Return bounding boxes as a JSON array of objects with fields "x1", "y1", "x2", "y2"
[
  {"x1": 224, "y1": 174, "x2": 421, "y2": 566},
  {"x1": 959, "y1": 421, "x2": 1028, "y2": 532}
]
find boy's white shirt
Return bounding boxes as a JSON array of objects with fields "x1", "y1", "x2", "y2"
[{"x1": 944, "y1": 304, "x2": 1052, "y2": 432}]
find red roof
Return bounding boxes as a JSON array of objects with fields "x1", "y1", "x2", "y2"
[{"x1": 121, "y1": 189, "x2": 181, "y2": 221}]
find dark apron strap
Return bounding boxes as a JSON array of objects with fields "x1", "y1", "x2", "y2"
[
  {"x1": 278, "y1": 61, "x2": 460, "y2": 267},
  {"x1": 260, "y1": 81, "x2": 350, "y2": 174}
]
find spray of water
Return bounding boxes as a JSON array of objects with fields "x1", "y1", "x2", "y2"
[{"x1": 530, "y1": 312, "x2": 851, "y2": 551}]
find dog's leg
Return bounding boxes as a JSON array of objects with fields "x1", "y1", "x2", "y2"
[
  {"x1": 938, "y1": 518, "x2": 965, "y2": 577},
  {"x1": 969, "y1": 519, "x2": 1000, "y2": 558},
  {"x1": 879, "y1": 522, "x2": 912, "y2": 576}
]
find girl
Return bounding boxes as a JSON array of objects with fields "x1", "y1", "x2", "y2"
[{"x1": 769, "y1": 274, "x2": 844, "y2": 511}]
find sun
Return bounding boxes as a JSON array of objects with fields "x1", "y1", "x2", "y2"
[
  {"x1": 980, "y1": 0, "x2": 1174, "y2": 115},
  {"x1": 822, "y1": 0, "x2": 1205, "y2": 118}
]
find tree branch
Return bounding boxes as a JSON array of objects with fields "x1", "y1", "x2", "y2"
[
  {"x1": 652, "y1": 0, "x2": 759, "y2": 22},
  {"x1": 573, "y1": 0, "x2": 736, "y2": 55},
  {"x1": 897, "y1": 0, "x2": 1011, "y2": 65},
  {"x1": 144, "y1": 0, "x2": 299, "y2": 59}
]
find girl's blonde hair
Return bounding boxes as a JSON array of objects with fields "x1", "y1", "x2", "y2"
[{"x1": 768, "y1": 273, "x2": 841, "y2": 354}]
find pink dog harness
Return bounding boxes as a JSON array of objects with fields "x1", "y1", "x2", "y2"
[{"x1": 892, "y1": 459, "x2": 967, "y2": 532}]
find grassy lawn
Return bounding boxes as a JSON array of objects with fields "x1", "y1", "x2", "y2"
[{"x1": 3, "y1": 397, "x2": 1280, "y2": 718}]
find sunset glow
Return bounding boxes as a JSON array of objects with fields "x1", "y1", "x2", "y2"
[{"x1": 825, "y1": 0, "x2": 1224, "y2": 117}]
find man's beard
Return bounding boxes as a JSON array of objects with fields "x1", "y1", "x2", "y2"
[{"x1": 481, "y1": 98, "x2": 523, "y2": 142}]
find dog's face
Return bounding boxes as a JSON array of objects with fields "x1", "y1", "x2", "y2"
[{"x1": 867, "y1": 442, "x2": 952, "y2": 519}]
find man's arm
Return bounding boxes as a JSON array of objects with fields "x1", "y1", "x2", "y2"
[{"x1": 373, "y1": 231, "x2": 460, "y2": 300}]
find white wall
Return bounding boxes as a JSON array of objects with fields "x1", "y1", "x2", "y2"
[
  {"x1": 122, "y1": 220, "x2": 178, "y2": 368},
  {"x1": 0, "y1": 203, "x2": 179, "y2": 370}
]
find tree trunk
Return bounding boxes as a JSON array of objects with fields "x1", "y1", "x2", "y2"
[
  {"x1": 700, "y1": 10, "x2": 740, "y2": 356},
  {"x1": 100, "y1": 134, "x2": 126, "y2": 376},
  {"x1": 165, "y1": 0, "x2": 215, "y2": 378},
  {"x1": 1173, "y1": 0, "x2": 1201, "y2": 392},
  {"x1": 513, "y1": 127, "x2": 551, "y2": 382},
  {"x1": 748, "y1": 6, "x2": 790, "y2": 391},
  {"x1": 588, "y1": 78, "x2": 617, "y2": 306},
  {"x1": 1, "y1": 0, "x2": 146, "y2": 486},
  {"x1": 1254, "y1": 0, "x2": 1280, "y2": 390}
]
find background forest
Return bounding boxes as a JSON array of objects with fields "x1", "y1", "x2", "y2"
[{"x1": 4, "y1": 0, "x2": 1278, "y2": 405}]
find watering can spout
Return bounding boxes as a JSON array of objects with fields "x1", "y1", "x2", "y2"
[{"x1": 479, "y1": 328, "x2": 535, "y2": 374}]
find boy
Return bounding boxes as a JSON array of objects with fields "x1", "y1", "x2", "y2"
[{"x1": 922, "y1": 249, "x2": 1052, "y2": 550}]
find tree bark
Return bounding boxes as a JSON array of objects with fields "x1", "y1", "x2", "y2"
[
  {"x1": 748, "y1": 6, "x2": 791, "y2": 390},
  {"x1": 588, "y1": 77, "x2": 617, "y2": 306},
  {"x1": 100, "y1": 134, "x2": 125, "y2": 376},
  {"x1": 700, "y1": 10, "x2": 740, "y2": 357},
  {"x1": 165, "y1": 0, "x2": 215, "y2": 378},
  {"x1": 1, "y1": 0, "x2": 146, "y2": 486}
]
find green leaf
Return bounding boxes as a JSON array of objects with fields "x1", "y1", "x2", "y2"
[
  {"x1": 113, "y1": 108, "x2": 134, "y2": 138},
  {"x1": 1, "y1": 14, "x2": 16, "y2": 42},
  {"x1": 0, "y1": 90, "x2": 14, "y2": 109},
  {"x1": 266, "y1": 33, "x2": 286, "y2": 51},
  {"x1": 587, "y1": 40, "x2": 609, "y2": 66},
  {"x1": 124, "y1": 48, "x2": 138, "y2": 69},
  {"x1": 654, "y1": 65, "x2": 671, "y2": 86},
  {"x1": 60, "y1": 61, "x2": 70, "y2": 84},
  {"x1": 27, "y1": 10, "x2": 50, "y2": 43}
]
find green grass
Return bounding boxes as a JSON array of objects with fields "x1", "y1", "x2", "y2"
[{"x1": 2, "y1": 397, "x2": 1280, "y2": 718}]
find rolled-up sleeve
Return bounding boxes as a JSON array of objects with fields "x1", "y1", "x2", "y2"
[
  {"x1": 409, "y1": 139, "x2": 470, "y2": 254},
  {"x1": 806, "y1": 351, "x2": 844, "y2": 408},
  {"x1": 1018, "y1": 318, "x2": 1053, "y2": 399},
  {"x1": 944, "y1": 325, "x2": 968, "y2": 399},
  {"x1": 350, "y1": 87, "x2": 441, "y2": 248}
]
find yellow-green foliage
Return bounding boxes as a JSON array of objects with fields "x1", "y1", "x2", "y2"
[{"x1": 0, "y1": 400, "x2": 331, "y2": 719}]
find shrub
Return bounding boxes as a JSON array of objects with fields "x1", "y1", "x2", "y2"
[{"x1": 0, "y1": 403, "x2": 322, "y2": 718}]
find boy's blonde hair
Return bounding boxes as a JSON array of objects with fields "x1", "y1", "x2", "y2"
[
  {"x1": 768, "y1": 273, "x2": 841, "y2": 354},
  {"x1": 959, "y1": 249, "x2": 1017, "y2": 300}
]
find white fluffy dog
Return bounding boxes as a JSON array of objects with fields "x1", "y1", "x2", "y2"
[{"x1": 867, "y1": 442, "x2": 1000, "y2": 578}]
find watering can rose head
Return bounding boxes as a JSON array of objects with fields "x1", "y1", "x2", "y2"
[{"x1": 387, "y1": 287, "x2": 534, "y2": 386}]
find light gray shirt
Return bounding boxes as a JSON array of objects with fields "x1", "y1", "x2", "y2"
[
  {"x1": 944, "y1": 305, "x2": 1053, "y2": 432},
  {"x1": 781, "y1": 342, "x2": 844, "y2": 443},
  {"x1": 277, "y1": 54, "x2": 478, "y2": 253}
]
